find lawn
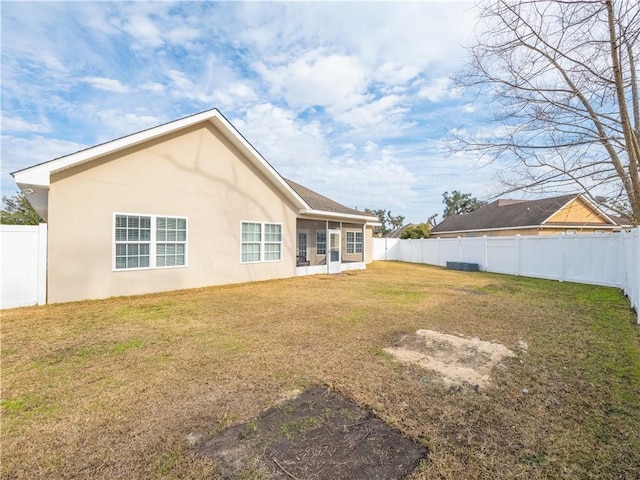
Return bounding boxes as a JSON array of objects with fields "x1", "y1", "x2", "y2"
[{"x1": 1, "y1": 261, "x2": 639, "y2": 479}]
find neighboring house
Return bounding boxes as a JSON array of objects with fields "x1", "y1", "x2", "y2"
[
  {"x1": 12, "y1": 109, "x2": 378, "y2": 304},
  {"x1": 430, "y1": 194, "x2": 627, "y2": 238},
  {"x1": 385, "y1": 224, "x2": 415, "y2": 239}
]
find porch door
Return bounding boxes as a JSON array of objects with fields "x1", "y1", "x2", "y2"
[
  {"x1": 297, "y1": 232, "x2": 308, "y2": 265},
  {"x1": 327, "y1": 229, "x2": 341, "y2": 274}
]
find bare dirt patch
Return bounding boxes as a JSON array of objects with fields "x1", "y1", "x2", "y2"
[
  {"x1": 196, "y1": 385, "x2": 427, "y2": 479},
  {"x1": 385, "y1": 329, "x2": 517, "y2": 389}
]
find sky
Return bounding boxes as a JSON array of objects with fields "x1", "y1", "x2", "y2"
[{"x1": 1, "y1": 0, "x2": 503, "y2": 224}]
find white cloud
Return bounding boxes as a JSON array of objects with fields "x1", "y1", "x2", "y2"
[
  {"x1": 418, "y1": 77, "x2": 454, "y2": 103},
  {"x1": 334, "y1": 94, "x2": 408, "y2": 129},
  {"x1": 166, "y1": 26, "x2": 200, "y2": 44},
  {"x1": 1, "y1": 135, "x2": 87, "y2": 192},
  {"x1": 256, "y1": 51, "x2": 368, "y2": 112},
  {"x1": 234, "y1": 103, "x2": 330, "y2": 172},
  {"x1": 82, "y1": 77, "x2": 129, "y2": 94},
  {"x1": 91, "y1": 110, "x2": 161, "y2": 140},
  {"x1": 234, "y1": 104, "x2": 420, "y2": 215},
  {"x1": 1, "y1": 115, "x2": 50, "y2": 133},
  {"x1": 374, "y1": 62, "x2": 420, "y2": 85},
  {"x1": 236, "y1": 2, "x2": 476, "y2": 73},
  {"x1": 141, "y1": 82, "x2": 165, "y2": 93},
  {"x1": 165, "y1": 67, "x2": 257, "y2": 109},
  {"x1": 168, "y1": 70, "x2": 194, "y2": 91},
  {"x1": 121, "y1": 15, "x2": 164, "y2": 48}
]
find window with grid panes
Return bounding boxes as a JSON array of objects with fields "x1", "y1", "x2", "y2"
[
  {"x1": 156, "y1": 217, "x2": 187, "y2": 267},
  {"x1": 115, "y1": 215, "x2": 151, "y2": 269},
  {"x1": 241, "y1": 222, "x2": 282, "y2": 262},
  {"x1": 346, "y1": 231, "x2": 363, "y2": 254},
  {"x1": 316, "y1": 230, "x2": 327, "y2": 255},
  {"x1": 114, "y1": 214, "x2": 187, "y2": 270},
  {"x1": 241, "y1": 222, "x2": 262, "y2": 262}
]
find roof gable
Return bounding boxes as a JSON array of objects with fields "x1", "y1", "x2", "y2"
[
  {"x1": 431, "y1": 194, "x2": 617, "y2": 234},
  {"x1": 11, "y1": 109, "x2": 376, "y2": 223}
]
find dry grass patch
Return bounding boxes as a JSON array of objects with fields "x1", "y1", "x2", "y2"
[{"x1": 2, "y1": 261, "x2": 639, "y2": 479}]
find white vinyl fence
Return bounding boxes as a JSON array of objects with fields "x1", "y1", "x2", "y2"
[
  {"x1": 373, "y1": 230, "x2": 640, "y2": 323},
  {"x1": 0, "y1": 224, "x2": 47, "y2": 309}
]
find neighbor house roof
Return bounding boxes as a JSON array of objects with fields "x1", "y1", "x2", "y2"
[
  {"x1": 12, "y1": 108, "x2": 377, "y2": 223},
  {"x1": 430, "y1": 194, "x2": 618, "y2": 235}
]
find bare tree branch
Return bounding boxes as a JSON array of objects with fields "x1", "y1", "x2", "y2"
[{"x1": 452, "y1": 0, "x2": 640, "y2": 223}]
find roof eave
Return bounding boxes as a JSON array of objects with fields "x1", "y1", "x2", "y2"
[{"x1": 299, "y1": 209, "x2": 379, "y2": 223}]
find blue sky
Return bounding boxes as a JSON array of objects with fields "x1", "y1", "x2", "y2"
[{"x1": 1, "y1": 0, "x2": 502, "y2": 223}]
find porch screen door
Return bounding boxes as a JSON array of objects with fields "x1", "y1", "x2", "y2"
[
  {"x1": 297, "y1": 232, "x2": 308, "y2": 265},
  {"x1": 327, "y1": 230, "x2": 341, "y2": 274}
]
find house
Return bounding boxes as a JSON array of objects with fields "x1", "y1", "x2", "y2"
[
  {"x1": 11, "y1": 109, "x2": 379, "y2": 304},
  {"x1": 430, "y1": 194, "x2": 626, "y2": 238}
]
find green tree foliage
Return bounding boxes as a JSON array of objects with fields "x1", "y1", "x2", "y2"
[
  {"x1": 400, "y1": 223, "x2": 432, "y2": 239},
  {"x1": 442, "y1": 191, "x2": 486, "y2": 218},
  {"x1": 1, "y1": 192, "x2": 43, "y2": 225},
  {"x1": 365, "y1": 208, "x2": 405, "y2": 236}
]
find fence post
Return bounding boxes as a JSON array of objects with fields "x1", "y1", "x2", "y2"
[
  {"x1": 636, "y1": 229, "x2": 640, "y2": 324},
  {"x1": 559, "y1": 234, "x2": 565, "y2": 282},
  {"x1": 36, "y1": 224, "x2": 47, "y2": 305},
  {"x1": 484, "y1": 235, "x2": 488, "y2": 271},
  {"x1": 515, "y1": 235, "x2": 521, "y2": 276}
]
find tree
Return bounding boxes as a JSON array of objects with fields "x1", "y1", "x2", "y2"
[
  {"x1": 442, "y1": 191, "x2": 486, "y2": 217},
  {"x1": 454, "y1": 0, "x2": 640, "y2": 225},
  {"x1": 1, "y1": 192, "x2": 43, "y2": 225},
  {"x1": 365, "y1": 208, "x2": 405, "y2": 236},
  {"x1": 400, "y1": 222, "x2": 432, "y2": 239}
]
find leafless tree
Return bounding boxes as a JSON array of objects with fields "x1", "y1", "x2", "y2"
[{"x1": 454, "y1": 0, "x2": 640, "y2": 224}]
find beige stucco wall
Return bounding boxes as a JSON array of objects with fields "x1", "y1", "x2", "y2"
[
  {"x1": 48, "y1": 123, "x2": 298, "y2": 303},
  {"x1": 364, "y1": 226, "x2": 374, "y2": 264}
]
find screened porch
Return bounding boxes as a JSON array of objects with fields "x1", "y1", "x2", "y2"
[{"x1": 295, "y1": 219, "x2": 367, "y2": 276}]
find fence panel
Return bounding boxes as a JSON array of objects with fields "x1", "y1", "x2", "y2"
[
  {"x1": 486, "y1": 237, "x2": 518, "y2": 275},
  {"x1": 437, "y1": 238, "x2": 461, "y2": 267},
  {"x1": 564, "y1": 234, "x2": 622, "y2": 287},
  {"x1": 1, "y1": 224, "x2": 47, "y2": 308},
  {"x1": 519, "y1": 236, "x2": 563, "y2": 280},
  {"x1": 459, "y1": 237, "x2": 486, "y2": 266}
]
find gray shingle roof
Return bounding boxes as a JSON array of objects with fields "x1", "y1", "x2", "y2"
[
  {"x1": 284, "y1": 179, "x2": 376, "y2": 219},
  {"x1": 430, "y1": 194, "x2": 614, "y2": 234}
]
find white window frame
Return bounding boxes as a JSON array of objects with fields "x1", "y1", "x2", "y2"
[
  {"x1": 240, "y1": 221, "x2": 283, "y2": 263},
  {"x1": 346, "y1": 231, "x2": 363, "y2": 254},
  {"x1": 316, "y1": 230, "x2": 327, "y2": 256},
  {"x1": 113, "y1": 213, "x2": 188, "y2": 271}
]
